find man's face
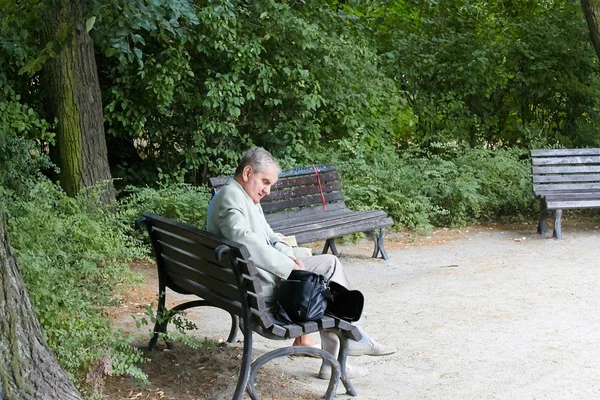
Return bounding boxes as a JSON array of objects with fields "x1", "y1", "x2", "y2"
[{"x1": 239, "y1": 164, "x2": 279, "y2": 204}]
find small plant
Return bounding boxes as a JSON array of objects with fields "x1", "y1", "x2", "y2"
[{"x1": 135, "y1": 298, "x2": 206, "y2": 350}]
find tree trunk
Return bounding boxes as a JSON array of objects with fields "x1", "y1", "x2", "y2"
[
  {"x1": 0, "y1": 212, "x2": 83, "y2": 400},
  {"x1": 43, "y1": 0, "x2": 115, "y2": 204},
  {"x1": 582, "y1": 0, "x2": 600, "y2": 63}
]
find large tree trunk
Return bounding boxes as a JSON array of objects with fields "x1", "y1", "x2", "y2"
[
  {"x1": 582, "y1": 0, "x2": 600, "y2": 63},
  {"x1": 0, "y1": 212, "x2": 82, "y2": 400},
  {"x1": 43, "y1": 0, "x2": 115, "y2": 204}
]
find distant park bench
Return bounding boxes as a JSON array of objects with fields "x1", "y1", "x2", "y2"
[
  {"x1": 210, "y1": 164, "x2": 394, "y2": 260},
  {"x1": 136, "y1": 212, "x2": 363, "y2": 400},
  {"x1": 531, "y1": 148, "x2": 600, "y2": 239}
]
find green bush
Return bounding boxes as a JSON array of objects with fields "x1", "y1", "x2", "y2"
[
  {"x1": 308, "y1": 146, "x2": 535, "y2": 230},
  {"x1": 0, "y1": 94, "x2": 149, "y2": 395},
  {"x1": 0, "y1": 92, "x2": 54, "y2": 196},
  {"x1": 4, "y1": 179, "x2": 147, "y2": 395},
  {"x1": 117, "y1": 183, "x2": 213, "y2": 251},
  {"x1": 118, "y1": 183, "x2": 212, "y2": 226}
]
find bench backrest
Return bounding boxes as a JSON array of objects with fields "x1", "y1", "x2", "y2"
[
  {"x1": 209, "y1": 164, "x2": 347, "y2": 221},
  {"x1": 137, "y1": 212, "x2": 273, "y2": 330},
  {"x1": 531, "y1": 148, "x2": 600, "y2": 196}
]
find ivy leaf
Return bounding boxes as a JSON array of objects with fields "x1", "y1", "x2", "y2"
[{"x1": 85, "y1": 16, "x2": 96, "y2": 32}]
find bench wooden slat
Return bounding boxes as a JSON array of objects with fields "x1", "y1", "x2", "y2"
[
  {"x1": 268, "y1": 208, "x2": 355, "y2": 229},
  {"x1": 531, "y1": 148, "x2": 600, "y2": 157},
  {"x1": 161, "y1": 273, "x2": 245, "y2": 316},
  {"x1": 278, "y1": 323, "x2": 304, "y2": 338},
  {"x1": 533, "y1": 183, "x2": 600, "y2": 192},
  {"x1": 289, "y1": 217, "x2": 394, "y2": 244},
  {"x1": 153, "y1": 228, "x2": 231, "y2": 266},
  {"x1": 147, "y1": 214, "x2": 251, "y2": 260},
  {"x1": 158, "y1": 243, "x2": 262, "y2": 294},
  {"x1": 274, "y1": 210, "x2": 389, "y2": 233},
  {"x1": 533, "y1": 174, "x2": 600, "y2": 183},
  {"x1": 532, "y1": 166, "x2": 600, "y2": 174},
  {"x1": 531, "y1": 156, "x2": 600, "y2": 166},
  {"x1": 162, "y1": 256, "x2": 244, "y2": 303},
  {"x1": 148, "y1": 224, "x2": 257, "y2": 278},
  {"x1": 333, "y1": 319, "x2": 362, "y2": 341},
  {"x1": 162, "y1": 264, "x2": 269, "y2": 323},
  {"x1": 278, "y1": 164, "x2": 337, "y2": 178},
  {"x1": 261, "y1": 192, "x2": 345, "y2": 213},
  {"x1": 317, "y1": 315, "x2": 336, "y2": 329},
  {"x1": 158, "y1": 241, "x2": 237, "y2": 285},
  {"x1": 267, "y1": 323, "x2": 288, "y2": 338},
  {"x1": 265, "y1": 202, "x2": 348, "y2": 222},
  {"x1": 546, "y1": 199, "x2": 600, "y2": 209},
  {"x1": 544, "y1": 192, "x2": 600, "y2": 200},
  {"x1": 270, "y1": 171, "x2": 340, "y2": 191},
  {"x1": 262, "y1": 181, "x2": 343, "y2": 202}
]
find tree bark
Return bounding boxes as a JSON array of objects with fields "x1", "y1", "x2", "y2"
[
  {"x1": 43, "y1": 0, "x2": 115, "y2": 204},
  {"x1": 582, "y1": 0, "x2": 600, "y2": 63},
  {"x1": 0, "y1": 212, "x2": 83, "y2": 400}
]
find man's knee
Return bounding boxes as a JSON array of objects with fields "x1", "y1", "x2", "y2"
[{"x1": 313, "y1": 253, "x2": 339, "y2": 267}]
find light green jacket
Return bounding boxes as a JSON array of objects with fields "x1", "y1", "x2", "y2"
[{"x1": 206, "y1": 178, "x2": 295, "y2": 297}]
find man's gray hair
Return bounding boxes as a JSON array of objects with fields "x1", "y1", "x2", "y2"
[{"x1": 234, "y1": 147, "x2": 281, "y2": 176}]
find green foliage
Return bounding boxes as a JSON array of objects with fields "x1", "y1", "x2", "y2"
[
  {"x1": 2, "y1": 1, "x2": 600, "y2": 394},
  {"x1": 354, "y1": 0, "x2": 600, "y2": 149},
  {"x1": 134, "y1": 299, "x2": 207, "y2": 350},
  {"x1": 118, "y1": 183, "x2": 213, "y2": 227},
  {"x1": 117, "y1": 183, "x2": 213, "y2": 252},
  {"x1": 311, "y1": 146, "x2": 534, "y2": 230},
  {"x1": 3, "y1": 178, "x2": 147, "y2": 394},
  {"x1": 93, "y1": 0, "x2": 402, "y2": 184},
  {"x1": 0, "y1": 134, "x2": 52, "y2": 196},
  {"x1": 0, "y1": 88, "x2": 54, "y2": 196}
]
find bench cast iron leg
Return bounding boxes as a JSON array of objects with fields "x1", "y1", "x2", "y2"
[
  {"x1": 337, "y1": 334, "x2": 358, "y2": 396},
  {"x1": 148, "y1": 291, "x2": 167, "y2": 351},
  {"x1": 537, "y1": 198, "x2": 548, "y2": 235},
  {"x1": 232, "y1": 323, "x2": 254, "y2": 400},
  {"x1": 370, "y1": 228, "x2": 389, "y2": 261},
  {"x1": 553, "y1": 209, "x2": 563, "y2": 240},
  {"x1": 322, "y1": 238, "x2": 339, "y2": 257},
  {"x1": 246, "y1": 345, "x2": 341, "y2": 400}
]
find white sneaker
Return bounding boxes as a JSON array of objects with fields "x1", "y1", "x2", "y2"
[
  {"x1": 318, "y1": 362, "x2": 369, "y2": 380},
  {"x1": 347, "y1": 338, "x2": 397, "y2": 357}
]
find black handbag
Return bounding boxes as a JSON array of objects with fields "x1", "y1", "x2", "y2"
[
  {"x1": 274, "y1": 270, "x2": 329, "y2": 323},
  {"x1": 326, "y1": 281, "x2": 364, "y2": 322}
]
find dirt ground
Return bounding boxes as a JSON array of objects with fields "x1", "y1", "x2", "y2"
[{"x1": 104, "y1": 219, "x2": 600, "y2": 400}]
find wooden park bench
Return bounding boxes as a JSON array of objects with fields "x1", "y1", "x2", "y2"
[
  {"x1": 531, "y1": 148, "x2": 600, "y2": 239},
  {"x1": 210, "y1": 164, "x2": 394, "y2": 260},
  {"x1": 136, "y1": 212, "x2": 363, "y2": 400}
]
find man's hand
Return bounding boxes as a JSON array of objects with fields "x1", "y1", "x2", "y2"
[{"x1": 290, "y1": 257, "x2": 305, "y2": 270}]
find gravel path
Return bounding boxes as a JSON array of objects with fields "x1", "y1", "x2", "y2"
[
  {"x1": 251, "y1": 223, "x2": 600, "y2": 399},
  {"x1": 110, "y1": 222, "x2": 600, "y2": 399}
]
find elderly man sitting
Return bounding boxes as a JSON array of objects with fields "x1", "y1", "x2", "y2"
[{"x1": 207, "y1": 147, "x2": 396, "y2": 379}]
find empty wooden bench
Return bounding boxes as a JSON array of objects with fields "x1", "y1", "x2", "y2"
[
  {"x1": 136, "y1": 212, "x2": 363, "y2": 400},
  {"x1": 210, "y1": 164, "x2": 394, "y2": 260},
  {"x1": 531, "y1": 148, "x2": 600, "y2": 239}
]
